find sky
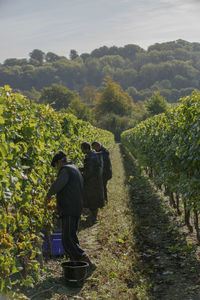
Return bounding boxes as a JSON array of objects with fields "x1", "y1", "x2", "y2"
[{"x1": 0, "y1": 0, "x2": 200, "y2": 63}]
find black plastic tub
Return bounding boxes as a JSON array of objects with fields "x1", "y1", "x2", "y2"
[{"x1": 61, "y1": 261, "x2": 89, "y2": 287}]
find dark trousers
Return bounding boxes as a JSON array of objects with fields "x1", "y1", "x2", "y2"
[
  {"x1": 103, "y1": 179, "x2": 108, "y2": 202},
  {"x1": 61, "y1": 215, "x2": 85, "y2": 260},
  {"x1": 89, "y1": 208, "x2": 98, "y2": 225}
]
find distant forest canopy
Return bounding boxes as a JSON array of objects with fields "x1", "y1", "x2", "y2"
[{"x1": 1, "y1": 39, "x2": 200, "y2": 104}]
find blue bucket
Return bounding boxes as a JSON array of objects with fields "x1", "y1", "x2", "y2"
[{"x1": 42, "y1": 230, "x2": 64, "y2": 256}]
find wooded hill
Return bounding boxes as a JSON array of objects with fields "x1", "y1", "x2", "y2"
[{"x1": 1, "y1": 39, "x2": 200, "y2": 103}]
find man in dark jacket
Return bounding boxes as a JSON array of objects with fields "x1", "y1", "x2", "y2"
[
  {"x1": 45, "y1": 151, "x2": 91, "y2": 263},
  {"x1": 80, "y1": 142, "x2": 104, "y2": 224},
  {"x1": 92, "y1": 141, "x2": 112, "y2": 202}
]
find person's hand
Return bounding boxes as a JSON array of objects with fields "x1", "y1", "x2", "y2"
[{"x1": 44, "y1": 196, "x2": 51, "y2": 206}]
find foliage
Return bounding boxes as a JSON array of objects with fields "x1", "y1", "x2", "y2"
[
  {"x1": 69, "y1": 49, "x2": 79, "y2": 60},
  {"x1": 45, "y1": 52, "x2": 60, "y2": 63},
  {"x1": 0, "y1": 86, "x2": 114, "y2": 298},
  {"x1": 96, "y1": 113, "x2": 136, "y2": 142},
  {"x1": 95, "y1": 77, "x2": 134, "y2": 117},
  {"x1": 21, "y1": 87, "x2": 41, "y2": 103},
  {"x1": 39, "y1": 83, "x2": 77, "y2": 110},
  {"x1": 94, "y1": 78, "x2": 137, "y2": 140},
  {"x1": 29, "y1": 49, "x2": 45, "y2": 65},
  {"x1": 145, "y1": 91, "x2": 169, "y2": 116},
  {"x1": 1, "y1": 40, "x2": 200, "y2": 103},
  {"x1": 82, "y1": 85, "x2": 98, "y2": 105},
  {"x1": 65, "y1": 97, "x2": 94, "y2": 122},
  {"x1": 121, "y1": 90, "x2": 200, "y2": 237}
]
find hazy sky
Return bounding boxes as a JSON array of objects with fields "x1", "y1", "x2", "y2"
[{"x1": 0, "y1": 0, "x2": 200, "y2": 63}]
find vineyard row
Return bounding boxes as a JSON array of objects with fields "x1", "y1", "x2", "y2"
[
  {"x1": 121, "y1": 90, "x2": 200, "y2": 242},
  {"x1": 0, "y1": 85, "x2": 114, "y2": 298}
]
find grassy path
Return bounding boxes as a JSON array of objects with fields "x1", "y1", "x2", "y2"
[
  {"x1": 24, "y1": 143, "x2": 200, "y2": 300},
  {"x1": 77, "y1": 143, "x2": 137, "y2": 299}
]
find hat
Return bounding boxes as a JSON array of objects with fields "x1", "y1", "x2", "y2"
[{"x1": 51, "y1": 151, "x2": 67, "y2": 167}]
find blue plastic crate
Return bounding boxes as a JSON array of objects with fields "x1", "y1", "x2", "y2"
[{"x1": 42, "y1": 230, "x2": 65, "y2": 256}]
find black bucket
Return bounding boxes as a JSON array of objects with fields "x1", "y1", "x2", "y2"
[{"x1": 61, "y1": 261, "x2": 89, "y2": 287}]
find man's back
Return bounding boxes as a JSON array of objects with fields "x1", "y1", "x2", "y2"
[
  {"x1": 82, "y1": 151, "x2": 104, "y2": 209},
  {"x1": 56, "y1": 164, "x2": 83, "y2": 217},
  {"x1": 100, "y1": 146, "x2": 112, "y2": 181}
]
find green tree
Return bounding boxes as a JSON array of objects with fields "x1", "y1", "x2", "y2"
[
  {"x1": 70, "y1": 49, "x2": 79, "y2": 60},
  {"x1": 29, "y1": 49, "x2": 45, "y2": 64},
  {"x1": 173, "y1": 75, "x2": 188, "y2": 89},
  {"x1": 127, "y1": 86, "x2": 139, "y2": 101},
  {"x1": 99, "y1": 55, "x2": 125, "y2": 69},
  {"x1": 82, "y1": 86, "x2": 98, "y2": 105},
  {"x1": 97, "y1": 113, "x2": 136, "y2": 141},
  {"x1": 145, "y1": 91, "x2": 169, "y2": 116},
  {"x1": 80, "y1": 53, "x2": 90, "y2": 61},
  {"x1": 91, "y1": 46, "x2": 109, "y2": 58},
  {"x1": 95, "y1": 77, "x2": 134, "y2": 117},
  {"x1": 39, "y1": 83, "x2": 76, "y2": 110},
  {"x1": 4, "y1": 58, "x2": 27, "y2": 66},
  {"x1": 46, "y1": 52, "x2": 60, "y2": 62},
  {"x1": 22, "y1": 87, "x2": 41, "y2": 102},
  {"x1": 132, "y1": 100, "x2": 147, "y2": 123},
  {"x1": 120, "y1": 44, "x2": 144, "y2": 61},
  {"x1": 139, "y1": 63, "x2": 159, "y2": 88},
  {"x1": 94, "y1": 78, "x2": 136, "y2": 140},
  {"x1": 66, "y1": 97, "x2": 94, "y2": 122},
  {"x1": 31, "y1": 65, "x2": 57, "y2": 89},
  {"x1": 114, "y1": 68, "x2": 137, "y2": 89},
  {"x1": 85, "y1": 57, "x2": 102, "y2": 85},
  {"x1": 29, "y1": 58, "x2": 41, "y2": 66}
]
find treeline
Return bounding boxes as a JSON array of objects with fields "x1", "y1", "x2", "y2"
[
  {"x1": 37, "y1": 78, "x2": 152, "y2": 141},
  {"x1": 1, "y1": 39, "x2": 200, "y2": 103}
]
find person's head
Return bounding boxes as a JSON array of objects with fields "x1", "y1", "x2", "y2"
[
  {"x1": 51, "y1": 151, "x2": 67, "y2": 170},
  {"x1": 92, "y1": 141, "x2": 101, "y2": 152},
  {"x1": 81, "y1": 142, "x2": 91, "y2": 154}
]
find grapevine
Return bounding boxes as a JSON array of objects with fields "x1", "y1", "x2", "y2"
[
  {"x1": 121, "y1": 90, "x2": 200, "y2": 242},
  {"x1": 0, "y1": 85, "x2": 114, "y2": 298}
]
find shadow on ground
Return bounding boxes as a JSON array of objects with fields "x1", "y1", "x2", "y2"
[
  {"x1": 79, "y1": 208, "x2": 98, "y2": 231},
  {"x1": 24, "y1": 276, "x2": 82, "y2": 300},
  {"x1": 121, "y1": 145, "x2": 200, "y2": 300},
  {"x1": 22, "y1": 256, "x2": 97, "y2": 300}
]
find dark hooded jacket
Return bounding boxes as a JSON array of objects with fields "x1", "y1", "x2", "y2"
[
  {"x1": 99, "y1": 146, "x2": 112, "y2": 181},
  {"x1": 47, "y1": 163, "x2": 83, "y2": 217},
  {"x1": 81, "y1": 151, "x2": 104, "y2": 209}
]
